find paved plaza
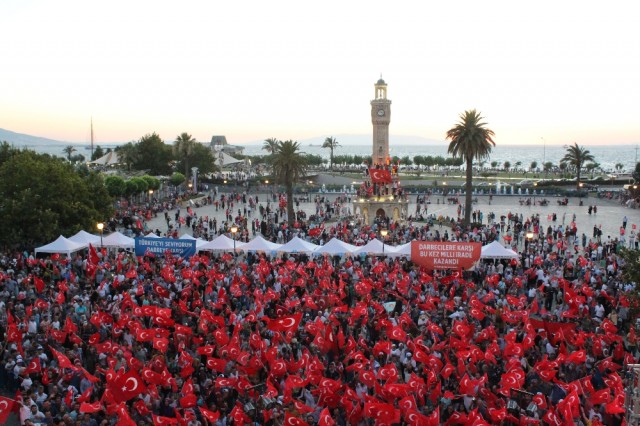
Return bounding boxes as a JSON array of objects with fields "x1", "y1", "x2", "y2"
[{"x1": 145, "y1": 184, "x2": 639, "y2": 251}]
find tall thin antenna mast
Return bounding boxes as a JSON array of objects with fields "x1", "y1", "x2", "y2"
[{"x1": 90, "y1": 117, "x2": 94, "y2": 160}]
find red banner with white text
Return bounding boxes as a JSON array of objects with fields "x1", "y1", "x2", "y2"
[{"x1": 411, "y1": 241, "x2": 481, "y2": 270}]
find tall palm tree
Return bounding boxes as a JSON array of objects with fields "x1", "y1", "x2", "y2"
[
  {"x1": 262, "y1": 138, "x2": 279, "y2": 155},
  {"x1": 446, "y1": 109, "x2": 495, "y2": 225},
  {"x1": 561, "y1": 142, "x2": 595, "y2": 190},
  {"x1": 174, "y1": 132, "x2": 197, "y2": 183},
  {"x1": 271, "y1": 140, "x2": 307, "y2": 228},
  {"x1": 63, "y1": 145, "x2": 77, "y2": 162},
  {"x1": 322, "y1": 136, "x2": 340, "y2": 170}
]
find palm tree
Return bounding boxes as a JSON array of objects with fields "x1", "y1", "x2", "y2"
[
  {"x1": 446, "y1": 109, "x2": 495, "y2": 225},
  {"x1": 561, "y1": 142, "x2": 595, "y2": 190},
  {"x1": 63, "y1": 145, "x2": 77, "y2": 162},
  {"x1": 262, "y1": 138, "x2": 279, "y2": 155},
  {"x1": 616, "y1": 163, "x2": 624, "y2": 173},
  {"x1": 322, "y1": 136, "x2": 340, "y2": 170},
  {"x1": 530, "y1": 161, "x2": 538, "y2": 175},
  {"x1": 271, "y1": 140, "x2": 307, "y2": 228},
  {"x1": 173, "y1": 132, "x2": 197, "y2": 183}
]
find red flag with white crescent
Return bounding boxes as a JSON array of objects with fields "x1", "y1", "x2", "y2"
[
  {"x1": 267, "y1": 312, "x2": 303, "y2": 333},
  {"x1": 0, "y1": 396, "x2": 15, "y2": 424},
  {"x1": 369, "y1": 168, "x2": 392, "y2": 184},
  {"x1": 112, "y1": 370, "x2": 147, "y2": 403}
]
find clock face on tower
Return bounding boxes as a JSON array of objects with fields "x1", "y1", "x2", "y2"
[{"x1": 377, "y1": 109, "x2": 385, "y2": 117}]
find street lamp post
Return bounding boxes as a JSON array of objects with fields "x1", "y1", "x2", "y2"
[
  {"x1": 230, "y1": 225, "x2": 238, "y2": 252},
  {"x1": 380, "y1": 228, "x2": 388, "y2": 255},
  {"x1": 525, "y1": 231, "x2": 534, "y2": 252},
  {"x1": 97, "y1": 222, "x2": 104, "y2": 247},
  {"x1": 148, "y1": 189, "x2": 153, "y2": 202}
]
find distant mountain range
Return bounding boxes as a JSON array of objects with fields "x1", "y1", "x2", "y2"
[
  {"x1": 0, "y1": 128, "x2": 443, "y2": 148},
  {"x1": 0, "y1": 128, "x2": 79, "y2": 146}
]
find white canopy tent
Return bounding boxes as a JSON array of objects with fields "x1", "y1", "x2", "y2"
[
  {"x1": 389, "y1": 242, "x2": 412, "y2": 258},
  {"x1": 277, "y1": 237, "x2": 320, "y2": 254},
  {"x1": 101, "y1": 231, "x2": 135, "y2": 249},
  {"x1": 88, "y1": 151, "x2": 120, "y2": 166},
  {"x1": 199, "y1": 234, "x2": 244, "y2": 252},
  {"x1": 68, "y1": 230, "x2": 101, "y2": 246},
  {"x1": 240, "y1": 236, "x2": 282, "y2": 253},
  {"x1": 179, "y1": 234, "x2": 208, "y2": 249},
  {"x1": 145, "y1": 232, "x2": 160, "y2": 238},
  {"x1": 353, "y1": 238, "x2": 394, "y2": 256},
  {"x1": 35, "y1": 235, "x2": 87, "y2": 256},
  {"x1": 315, "y1": 237, "x2": 358, "y2": 256},
  {"x1": 480, "y1": 240, "x2": 519, "y2": 259}
]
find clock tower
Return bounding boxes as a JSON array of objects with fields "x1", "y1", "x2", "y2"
[{"x1": 371, "y1": 77, "x2": 391, "y2": 165}]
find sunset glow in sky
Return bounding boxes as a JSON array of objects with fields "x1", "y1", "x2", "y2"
[{"x1": 1, "y1": 0, "x2": 638, "y2": 146}]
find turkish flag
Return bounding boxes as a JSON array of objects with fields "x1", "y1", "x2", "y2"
[
  {"x1": 200, "y1": 407, "x2": 221, "y2": 423},
  {"x1": 284, "y1": 412, "x2": 309, "y2": 426},
  {"x1": 364, "y1": 401, "x2": 399, "y2": 424},
  {"x1": 591, "y1": 388, "x2": 611, "y2": 405},
  {"x1": 23, "y1": 357, "x2": 42, "y2": 375},
  {"x1": 112, "y1": 370, "x2": 147, "y2": 403},
  {"x1": 0, "y1": 396, "x2": 15, "y2": 424},
  {"x1": 50, "y1": 347, "x2": 77, "y2": 370},
  {"x1": 267, "y1": 312, "x2": 302, "y2": 333},
  {"x1": 206, "y1": 357, "x2": 228, "y2": 373},
  {"x1": 369, "y1": 168, "x2": 392, "y2": 184},
  {"x1": 317, "y1": 407, "x2": 335, "y2": 426},
  {"x1": 79, "y1": 401, "x2": 103, "y2": 413},
  {"x1": 89, "y1": 243, "x2": 100, "y2": 265},
  {"x1": 33, "y1": 275, "x2": 45, "y2": 293}
]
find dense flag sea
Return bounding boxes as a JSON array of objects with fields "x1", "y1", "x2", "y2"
[{"x1": 27, "y1": 143, "x2": 639, "y2": 173}]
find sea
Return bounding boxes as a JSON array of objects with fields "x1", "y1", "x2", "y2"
[{"x1": 23, "y1": 143, "x2": 639, "y2": 173}]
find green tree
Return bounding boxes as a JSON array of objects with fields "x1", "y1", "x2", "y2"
[
  {"x1": 115, "y1": 142, "x2": 138, "y2": 171},
  {"x1": 141, "y1": 175, "x2": 161, "y2": 191},
  {"x1": 446, "y1": 109, "x2": 496, "y2": 225},
  {"x1": 0, "y1": 149, "x2": 113, "y2": 247},
  {"x1": 133, "y1": 133, "x2": 172, "y2": 175},
  {"x1": 530, "y1": 161, "x2": 538, "y2": 172},
  {"x1": 322, "y1": 136, "x2": 340, "y2": 170},
  {"x1": 491, "y1": 161, "x2": 498, "y2": 169},
  {"x1": 271, "y1": 140, "x2": 307, "y2": 228},
  {"x1": 170, "y1": 172, "x2": 186, "y2": 187},
  {"x1": 616, "y1": 163, "x2": 624, "y2": 172},
  {"x1": 63, "y1": 145, "x2": 77, "y2": 162},
  {"x1": 503, "y1": 161, "x2": 511, "y2": 171},
  {"x1": 91, "y1": 145, "x2": 105, "y2": 161},
  {"x1": 173, "y1": 132, "x2": 198, "y2": 183},
  {"x1": 400, "y1": 156, "x2": 412, "y2": 166},
  {"x1": 104, "y1": 175, "x2": 127, "y2": 197},
  {"x1": 543, "y1": 161, "x2": 553, "y2": 175},
  {"x1": 561, "y1": 142, "x2": 595, "y2": 190},
  {"x1": 185, "y1": 143, "x2": 216, "y2": 176},
  {"x1": 634, "y1": 163, "x2": 640, "y2": 183}
]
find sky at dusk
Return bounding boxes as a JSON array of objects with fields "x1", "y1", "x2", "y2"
[{"x1": 1, "y1": 0, "x2": 639, "y2": 146}]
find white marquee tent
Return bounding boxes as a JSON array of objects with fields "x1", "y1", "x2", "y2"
[
  {"x1": 314, "y1": 237, "x2": 358, "y2": 255},
  {"x1": 240, "y1": 236, "x2": 282, "y2": 252},
  {"x1": 277, "y1": 237, "x2": 320, "y2": 254},
  {"x1": 101, "y1": 231, "x2": 135, "y2": 249},
  {"x1": 35, "y1": 235, "x2": 87, "y2": 256},
  {"x1": 353, "y1": 238, "x2": 393, "y2": 256},
  {"x1": 68, "y1": 230, "x2": 101, "y2": 246},
  {"x1": 179, "y1": 234, "x2": 209, "y2": 249},
  {"x1": 199, "y1": 235, "x2": 244, "y2": 252},
  {"x1": 480, "y1": 240, "x2": 519, "y2": 259}
]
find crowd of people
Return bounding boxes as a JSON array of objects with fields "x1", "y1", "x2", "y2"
[{"x1": 1, "y1": 188, "x2": 638, "y2": 426}]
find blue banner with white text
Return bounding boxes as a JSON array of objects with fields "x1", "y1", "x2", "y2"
[{"x1": 135, "y1": 237, "x2": 197, "y2": 259}]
